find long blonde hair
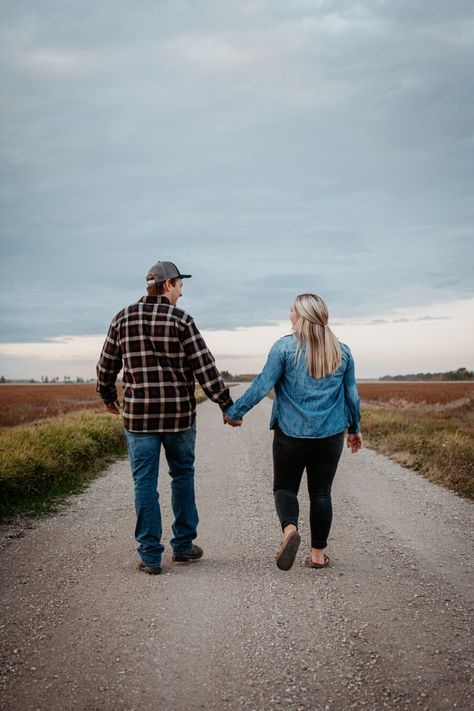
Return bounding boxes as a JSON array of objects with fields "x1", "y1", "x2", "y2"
[{"x1": 293, "y1": 293, "x2": 341, "y2": 378}]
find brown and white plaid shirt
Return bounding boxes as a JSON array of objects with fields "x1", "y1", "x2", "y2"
[{"x1": 97, "y1": 296, "x2": 233, "y2": 432}]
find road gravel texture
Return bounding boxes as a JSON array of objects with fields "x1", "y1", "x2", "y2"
[{"x1": 1, "y1": 386, "x2": 473, "y2": 711}]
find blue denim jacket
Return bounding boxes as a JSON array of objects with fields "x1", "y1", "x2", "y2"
[{"x1": 226, "y1": 335, "x2": 360, "y2": 438}]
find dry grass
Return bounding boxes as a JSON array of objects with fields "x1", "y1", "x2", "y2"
[
  {"x1": 0, "y1": 383, "x2": 209, "y2": 427},
  {"x1": 358, "y1": 381, "x2": 474, "y2": 407},
  {"x1": 360, "y1": 383, "x2": 473, "y2": 499},
  {"x1": 0, "y1": 382, "x2": 209, "y2": 519},
  {"x1": 0, "y1": 384, "x2": 101, "y2": 427},
  {"x1": 0, "y1": 411, "x2": 126, "y2": 518}
]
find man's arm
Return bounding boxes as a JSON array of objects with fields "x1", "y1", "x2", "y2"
[
  {"x1": 96, "y1": 322, "x2": 123, "y2": 413},
  {"x1": 180, "y1": 318, "x2": 233, "y2": 412}
]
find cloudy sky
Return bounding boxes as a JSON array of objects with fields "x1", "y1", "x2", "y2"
[{"x1": 1, "y1": 0, "x2": 473, "y2": 379}]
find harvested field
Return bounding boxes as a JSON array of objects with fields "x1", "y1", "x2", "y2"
[
  {"x1": 0, "y1": 384, "x2": 101, "y2": 427},
  {"x1": 358, "y1": 383, "x2": 474, "y2": 499},
  {"x1": 358, "y1": 381, "x2": 474, "y2": 408},
  {"x1": 0, "y1": 383, "x2": 209, "y2": 428},
  {"x1": 2, "y1": 382, "x2": 472, "y2": 429}
]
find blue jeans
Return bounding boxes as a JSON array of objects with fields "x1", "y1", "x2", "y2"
[{"x1": 124, "y1": 423, "x2": 198, "y2": 567}]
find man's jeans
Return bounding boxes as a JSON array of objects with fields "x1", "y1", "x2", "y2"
[{"x1": 124, "y1": 423, "x2": 198, "y2": 568}]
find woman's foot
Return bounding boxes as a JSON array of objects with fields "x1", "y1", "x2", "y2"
[
  {"x1": 284, "y1": 523, "x2": 297, "y2": 540},
  {"x1": 275, "y1": 525, "x2": 301, "y2": 571},
  {"x1": 305, "y1": 554, "x2": 330, "y2": 569},
  {"x1": 311, "y1": 547, "x2": 328, "y2": 566}
]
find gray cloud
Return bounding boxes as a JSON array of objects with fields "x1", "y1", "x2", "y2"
[{"x1": 1, "y1": 1, "x2": 473, "y2": 341}]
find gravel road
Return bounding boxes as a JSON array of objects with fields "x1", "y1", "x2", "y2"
[{"x1": 1, "y1": 385, "x2": 473, "y2": 711}]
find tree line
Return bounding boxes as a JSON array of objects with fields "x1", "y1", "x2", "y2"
[{"x1": 379, "y1": 367, "x2": 473, "y2": 381}]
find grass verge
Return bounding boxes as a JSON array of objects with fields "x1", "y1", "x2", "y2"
[
  {"x1": 362, "y1": 404, "x2": 474, "y2": 499},
  {"x1": 0, "y1": 411, "x2": 127, "y2": 520},
  {"x1": 0, "y1": 386, "x2": 212, "y2": 521}
]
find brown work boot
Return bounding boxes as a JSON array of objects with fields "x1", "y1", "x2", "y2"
[{"x1": 172, "y1": 544, "x2": 203, "y2": 562}]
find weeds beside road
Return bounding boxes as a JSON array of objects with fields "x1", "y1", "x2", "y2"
[
  {"x1": 362, "y1": 404, "x2": 474, "y2": 499},
  {"x1": 359, "y1": 383, "x2": 474, "y2": 500},
  {"x1": 0, "y1": 387, "x2": 208, "y2": 520},
  {"x1": 0, "y1": 412, "x2": 127, "y2": 519}
]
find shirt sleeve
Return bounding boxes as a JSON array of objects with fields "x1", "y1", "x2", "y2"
[
  {"x1": 343, "y1": 348, "x2": 361, "y2": 434},
  {"x1": 226, "y1": 340, "x2": 285, "y2": 420},
  {"x1": 96, "y1": 322, "x2": 123, "y2": 404},
  {"x1": 180, "y1": 318, "x2": 233, "y2": 413}
]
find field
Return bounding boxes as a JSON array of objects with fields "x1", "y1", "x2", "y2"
[
  {"x1": 358, "y1": 381, "x2": 474, "y2": 408},
  {"x1": 358, "y1": 382, "x2": 473, "y2": 499},
  {"x1": 0, "y1": 383, "x2": 208, "y2": 518},
  {"x1": 0, "y1": 383, "x2": 101, "y2": 427},
  {"x1": 0, "y1": 383, "x2": 208, "y2": 428}
]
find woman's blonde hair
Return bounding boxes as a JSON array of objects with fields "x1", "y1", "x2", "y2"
[{"x1": 293, "y1": 293, "x2": 341, "y2": 378}]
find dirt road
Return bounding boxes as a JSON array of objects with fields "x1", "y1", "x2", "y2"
[{"x1": 1, "y1": 386, "x2": 473, "y2": 710}]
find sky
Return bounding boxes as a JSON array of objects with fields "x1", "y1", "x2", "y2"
[{"x1": 0, "y1": 0, "x2": 473, "y2": 379}]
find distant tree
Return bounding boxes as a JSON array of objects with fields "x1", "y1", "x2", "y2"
[
  {"x1": 446, "y1": 367, "x2": 473, "y2": 381},
  {"x1": 380, "y1": 367, "x2": 473, "y2": 381},
  {"x1": 76, "y1": 376, "x2": 84, "y2": 383},
  {"x1": 220, "y1": 370, "x2": 234, "y2": 381},
  {"x1": 0, "y1": 375, "x2": 5, "y2": 383}
]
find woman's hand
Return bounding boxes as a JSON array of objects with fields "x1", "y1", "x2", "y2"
[
  {"x1": 223, "y1": 414, "x2": 243, "y2": 427},
  {"x1": 347, "y1": 433, "x2": 362, "y2": 453}
]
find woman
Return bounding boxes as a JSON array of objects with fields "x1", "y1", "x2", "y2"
[{"x1": 225, "y1": 293, "x2": 362, "y2": 571}]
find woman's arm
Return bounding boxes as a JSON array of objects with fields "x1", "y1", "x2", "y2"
[
  {"x1": 343, "y1": 348, "x2": 361, "y2": 435},
  {"x1": 225, "y1": 340, "x2": 285, "y2": 421}
]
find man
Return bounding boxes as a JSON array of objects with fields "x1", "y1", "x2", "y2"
[{"x1": 97, "y1": 260, "x2": 238, "y2": 575}]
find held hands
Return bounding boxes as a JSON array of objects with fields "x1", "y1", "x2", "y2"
[
  {"x1": 223, "y1": 414, "x2": 243, "y2": 428},
  {"x1": 105, "y1": 400, "x2": 121, "y2": 415},
  {"x1": 347, "y1": 433, "x2": 363, "y2": 453}
]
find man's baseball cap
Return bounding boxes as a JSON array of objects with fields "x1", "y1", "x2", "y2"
[{"x1": 146, "y1": 261, "x2": 192, "y2": 285}]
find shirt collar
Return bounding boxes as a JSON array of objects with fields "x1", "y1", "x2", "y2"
[{"x1": 139, "y1": 295, "x2": 171, "y2": 305}]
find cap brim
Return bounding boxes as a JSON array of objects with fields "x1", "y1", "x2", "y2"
[{"x1": 179, "y1": 274, "x2": 192, "y2": 278}]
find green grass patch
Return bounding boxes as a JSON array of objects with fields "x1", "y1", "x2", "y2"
[
  {"x1": 0, "y1": 411, "x2": 126, "y2": 520},
  {"x1": 362, "y1": 405, "x2": 474, "y2": 499},
  {"x1": 0, "y1": 386, "x2": 218, "y2": 521}
]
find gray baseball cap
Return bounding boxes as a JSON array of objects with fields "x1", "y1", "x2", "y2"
[{"x1": 146, "y1": 261, "x2": 192, "y2": 284}]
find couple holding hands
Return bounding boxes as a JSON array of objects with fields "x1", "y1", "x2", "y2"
[{"x1": 97, "y1": 261, "x2": 362, "y2": 575}]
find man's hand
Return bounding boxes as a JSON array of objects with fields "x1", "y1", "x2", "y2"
[
  {"x1": 223, "y1": 414, "x2": 243, "y2": 427},
  {"x1": 347, "y1": 433, "x2": 363, "y2": 453},
  {"x1": 105, "y1": 400, "x2": 121, "y2": 415}
]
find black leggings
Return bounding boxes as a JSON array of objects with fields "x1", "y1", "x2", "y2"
[{"x1": 272, "y1": 425, "x2": 344, "y2": 549}]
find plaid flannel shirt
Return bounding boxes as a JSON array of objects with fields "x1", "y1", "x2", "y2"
[{"x1": 97, "y1": 296, "x2": 233, "y2": 432}]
